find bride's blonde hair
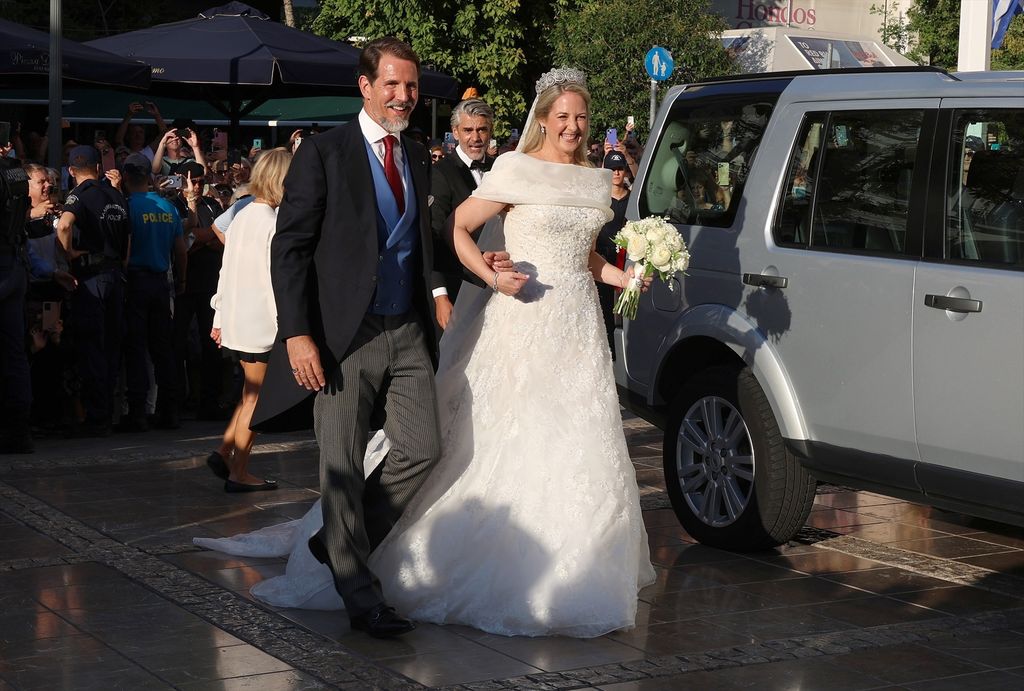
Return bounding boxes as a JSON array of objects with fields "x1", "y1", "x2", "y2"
[{"x1": 519, "y1": 81, "x2": 593, "y2": 167}]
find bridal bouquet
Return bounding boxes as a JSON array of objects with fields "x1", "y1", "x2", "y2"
[{"x1": 612, "y1": 216, "x2": 690, "y2": 320}]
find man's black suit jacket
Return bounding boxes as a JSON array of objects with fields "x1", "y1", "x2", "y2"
[
  {"x1": 251, "y1": 120, "x2": 435, "y2": 432},
  {"x1": 429, "y1": 152, "x2": 494, "y2": 297}
]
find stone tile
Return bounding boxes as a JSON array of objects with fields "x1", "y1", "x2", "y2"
[
  {"x1": 378, "y1": 646, "x2": 542, "y2": 686},
  {"x1": 275, "y1": 608, "x2": 349, "y2": 640},
  {"x1": 610, "y1": 619, "x2": 755, "y2": 656},
  {"x1": 612, "y1": 654, "x2": 889, "y2": 690},
  {"x1": 805, "y1": 508, "x2": 888, "y2": 530},
  {"x1": 904, "y1": 670, "x2": 1024, "y2": 691},
  {"x1": 644, "y1": 586, "x2": 775, "y2": 622},
  {"x1": 813, "y1": 492, "x2": 907, "y2": 510},
  {"x1": 812, "y1": 596, "x2": 949, "y2": 627},
  {"x1": 336, "y1": 623, "x2": 486, "y2": 660},
  {"x1": 822, "y1": 567, "x2": 957, "y2": 595},
  {"x1": 163, "y1": 551, "x2": 287, "y2": 572},
  {"x1": 203, "y1": 563, "x2": 288, "y2": 593},
  {"x1": 960, "y1": 530, "x2": 1024, "y2": 549},
  {"x1": 0, "y1": 533, "x2": 74, "y2": 560},
  {"x1": 0, "y1": 562, "x2": 119, "y2": 590},
  {"x1": 473, "y1": 632, "x2": 643, "y2": 672},
  {"x1": 3, "y1": 663, "x2": 172, "y2": 690},
  {"x1": 734, "y1": 576, "x2": 870, "y2": 606},
  {"x1": 888, "y1": 536, "x2": 1015, "y2": 559},
  {"x1": 0, "y1": 610, "x2": 82, "y2": 641},
  {"x1": 668, "y1": 559, "x2": 806, "y2": 587},
  {"x1": 891, "y1": 586, "x2": 1024, "y2": 616},
  {"x1": 826, "y1": 643, "x2": 987, "y2": 684},
  {"x1": 756, "y1": 550, "x2": 889, "y2": 575},
  {"x1": 958, "y1": 551, "x2": 1024, "y2": 572},
  {"x1": 709, "y1": 603, "x2": 854, "y2": 640},
  {"x1": 178, "y1": 670, "x2": 330, "y2": 690},
  {"x1": 132, "y1": 643, "x2": 293, "y2": 684},
  {"x1": 647, "y1": 543, "x2": 748, "y2": 568},
  {"x1": 833, "y1": 522, "x2": 954, "y2": 544},
  {"x1": 35, "y1": 582, "x2": 170, "y2": 611},
  {"x1": 922, "y1": 630, "x2": 1024, "y2": 669},
  {"x1": 642, "y1": 508, "x2": 687, "y2": 529}
]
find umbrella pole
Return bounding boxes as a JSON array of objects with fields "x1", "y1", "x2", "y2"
[{"x1": 47, "y1": 0, "x2": 63, "y2": 168}]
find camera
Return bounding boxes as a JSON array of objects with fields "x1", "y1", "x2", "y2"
[{"x1": 165, "y1": 174, "x2": 183, "y2": 190}]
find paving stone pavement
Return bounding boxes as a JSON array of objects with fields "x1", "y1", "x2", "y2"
[{"x1": 2, "y1": 414, "x2": 1024, "y2": 690}]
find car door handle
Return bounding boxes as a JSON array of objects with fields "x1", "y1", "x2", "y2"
[
  {"x1": 924, "y1": 294, "x2": 982, "y2": 313},
  {"x1": 743, "y1": 273, "x2": 788, "y2": 289}
]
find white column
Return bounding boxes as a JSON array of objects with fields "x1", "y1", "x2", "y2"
[{"x1": 957, "y1": 0, "x2": 994, "y2": 71}]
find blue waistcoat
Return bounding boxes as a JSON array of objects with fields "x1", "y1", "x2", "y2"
[{"x1": 363, "y1": 137, "x2": 419, "y2": 316}]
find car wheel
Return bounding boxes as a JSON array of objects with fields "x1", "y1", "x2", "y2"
[{"x1": 663, "y1": 365, "x2": 815, "y2": 549}]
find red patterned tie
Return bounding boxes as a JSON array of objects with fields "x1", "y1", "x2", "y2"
[{"x1": 381, "y1": 135, "x2": 405, "y2": 215}]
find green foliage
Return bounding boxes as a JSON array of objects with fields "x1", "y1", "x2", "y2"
[
  {"x1": 869, "y1": 1, "x2": 911, "y2": 54},
  {"x1": 312, "y1": 0, "x2": 574, "y2": 137},
  {"x1": 550, "y1": 0, "x2": 733, "y2": 138},
  {"x1": 992, "y1": 14, "x2": 1024, "y2": 70},
  {"x1": 904, "y1": 0, "x2": 960, "y2": 68}
]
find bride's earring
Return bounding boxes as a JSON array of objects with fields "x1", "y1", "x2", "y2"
[{"x1": 540, "y1": 125, "x2": 546, "y2": 135}]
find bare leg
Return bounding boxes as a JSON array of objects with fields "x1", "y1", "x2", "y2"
[{"x1": 227, "y1": 360, "x2": 268, "y2": 485}]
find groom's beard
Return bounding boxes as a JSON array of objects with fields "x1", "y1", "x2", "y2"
[{"x1": 379, "y1": 100, "x2": 413, "y2": 134}]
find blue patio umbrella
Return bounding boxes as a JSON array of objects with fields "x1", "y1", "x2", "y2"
[
  {"x1": 86, "y1": 2, "x2": 459, "y2": 127},
  {"x1": 0, "y1": 17, "x2": 149, "y2": 89}
]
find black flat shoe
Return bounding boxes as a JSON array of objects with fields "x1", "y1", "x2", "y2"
[
  {"x1": 349, "y1": 603, "x2": 415, "y2": 638},
  {"x1": 206, "y1": 452, "x2": 230, "y2": 480},
  {"x1": 224, "y1": 478, "x2": 278, "y2": 493}
]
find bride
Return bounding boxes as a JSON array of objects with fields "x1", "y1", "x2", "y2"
[{"x1": 197, "y1": 68, "x2": 656, "y2": 638}]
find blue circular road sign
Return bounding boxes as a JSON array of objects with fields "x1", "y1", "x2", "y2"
[{"x1": 645, "y1": 46, "x2": 674, "y2": 81}]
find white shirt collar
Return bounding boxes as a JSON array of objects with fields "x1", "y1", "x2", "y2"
[{"x1": 455, "y1": 145, "x2": 475, "y2": 169}]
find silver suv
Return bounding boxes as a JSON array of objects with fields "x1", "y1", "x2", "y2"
[{"x1": 616, "y1": 67, "x2": 1024, "y2": 550}]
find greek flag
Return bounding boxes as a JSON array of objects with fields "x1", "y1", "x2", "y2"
[{"x1": 992, "y1": 0, "x2": 1024, "y2": 49}]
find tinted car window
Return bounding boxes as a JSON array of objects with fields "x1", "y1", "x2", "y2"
[
  {"x1": 777, "y1": 110, "x2": 924, "y2": 255},
  {"x1": 640, "y1": 91, "x2": 777, "y2": 228},
  {"x1": 946, "y1": 109, "x2": 1024, "y2": 267}
]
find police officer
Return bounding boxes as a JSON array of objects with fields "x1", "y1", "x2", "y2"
[
  {"x1": 0, "y1": 151, "x2": 33, "y2": 453},
  {"x1": 122, "y1": 162, "x2": 188, "y2": 431},
  {"x1": 56, "y1": 145, "x2": 131, "y2": 437}
]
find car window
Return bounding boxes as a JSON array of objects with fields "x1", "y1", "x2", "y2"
[
  {"x1": 945, "y1": 109, "x2": 1024, "y2": 267},
  {"x1": 640, "y1": 94, "x2": 776, "y2": 228},
  {"x1": 775, "y1": 110, "x2": 924, "y2": 255}
]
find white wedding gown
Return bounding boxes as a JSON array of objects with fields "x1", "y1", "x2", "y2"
[{"x1": 196, "y1": 152, "x2": 656, "y2": 637}]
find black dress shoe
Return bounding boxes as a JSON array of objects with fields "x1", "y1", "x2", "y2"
[
  {"x1": 206, "y1": 451, "x2": 230, "y2": 479},
  {"x1": 349, "y1": 603, "x2": 415, "y2": 638},
  {"x1": 223, "y1": 478, "x2": 278, "y2": 493}
]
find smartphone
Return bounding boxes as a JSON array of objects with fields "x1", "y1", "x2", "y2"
[
  {"x1": 717, "y1": 161, "x2": 730, "y2": 187},
  {"x1": 489, "y1": 138, "x2": 497, "y2": 150},
  {"x1": 165, "y1": 174, "x2": 183, "y2": 190},
  {"x1": 0, "y1": 121, "x2": 9, "y2": 145},
  {"x1": 94, "y1": 129, "x2": 107, "y2": 143},
  {"x1": 606, "y1": 128, "x2": 618, "y2": 146},
  {"x1": 227, "y1": 149, "x2": 242, "y2": 165},
  {"x1": 627, "y1": 116, "x2": 635, "y2": 127},
  {"x1": 510, "y1": 128, "x2": 520, "y2": 139},
  {"x1": 175, "y1": 128, "x2": 190, "y2": 139},
  {"x1": 834, "y1": 125, "x2": 849, "y2": 147},
  {"x1": 213, "y1": 130, "x2": 227, "y2": 151},
  {"x1": 252, "y1": 138, "x2": 263, "y2": 150},
  {"x1": 42, "y1": 301, "x2": 60, "y2": 332}
]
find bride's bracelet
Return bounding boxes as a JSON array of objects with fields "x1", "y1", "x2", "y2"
[{"x1": 491, "y1": 271, "x2": 500, "y2": 292}]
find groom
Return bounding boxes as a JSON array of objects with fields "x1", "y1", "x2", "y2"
[{"x1": 253, "y1": 37, "x2": 493, "y2": 638}]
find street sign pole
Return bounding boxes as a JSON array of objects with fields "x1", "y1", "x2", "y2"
[{"x1": 649, "y1": 79, "x2": 657, "y2": 131}]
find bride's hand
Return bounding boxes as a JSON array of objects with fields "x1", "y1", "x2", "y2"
[
  {"x1": 494, "y1": 269, "x2": 529, "y2": 297},
  {"x1": 623, "y1": 265, "x2": 653, "y2": 293},
  {"x1": 483, "y1": 251, "x2": 514, "y2": 273}
]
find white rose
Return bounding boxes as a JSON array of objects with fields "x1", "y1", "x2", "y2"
[
  {"x1": 626, "y1": 235, "x2": 648, "y2": 261},
  {"x1": 666, "y1": 232, "x2": 682, "y2": 252},
  {"x1": 646, "y1": 226, "x2": 666, "y2": 243},
  {"x1": 651, "y1": 246, "x2": 673, "y2": 271}
]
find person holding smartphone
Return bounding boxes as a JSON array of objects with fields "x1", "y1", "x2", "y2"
[
  {"x1": 152, "y1": 119, "x2": 205, "y2": 176},
  {"x1": 114, "y1": 100, "x2": 168, "y2": 164}
]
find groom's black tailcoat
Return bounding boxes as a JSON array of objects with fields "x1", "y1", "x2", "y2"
[
  {"x1": 251, "y1": 120, "x2": 436, "y2": 433},
  {"x1": 429, "y1": 152, "x2": 494, "y2": 299}
]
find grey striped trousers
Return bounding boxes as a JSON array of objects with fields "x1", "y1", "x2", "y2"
[{"x1": 312, "y1": 312, "x2": 441, "y2": 617}]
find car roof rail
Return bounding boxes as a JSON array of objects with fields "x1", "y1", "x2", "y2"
[{"x1": 688, "y1": 65, "x2": 956, "y2": 85}]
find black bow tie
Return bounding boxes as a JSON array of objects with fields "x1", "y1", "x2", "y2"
[{"x1": 469, "y1": 160, "x2": 488, "y2": 171}]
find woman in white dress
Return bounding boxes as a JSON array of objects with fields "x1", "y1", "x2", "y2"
[{"x1": 198, "y1": 69, "x2": 655, "y2": 637}]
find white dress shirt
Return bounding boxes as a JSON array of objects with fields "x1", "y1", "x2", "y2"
[{"x1": 358, "y1": 109, "x2": 408, "y2": 200}]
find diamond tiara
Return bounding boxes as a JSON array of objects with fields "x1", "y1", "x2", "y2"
[{"x1": 534, "y1": 67, "x2": 587, "y2": 95}]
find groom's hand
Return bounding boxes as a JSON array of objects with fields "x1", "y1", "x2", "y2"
[
  {"x1": 286, "y1": 335, "x2": 326, "y2": 391},
  {"x1": 483, "y1": 251, "x2": 514, "y2": 273},
  {"x1": 434, "y1": 295, "x2": 453, "y2": 330}
]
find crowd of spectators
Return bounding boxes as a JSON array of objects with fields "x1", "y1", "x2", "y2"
[{"x1": 0, "y1": 101, "x2": 315, "y2": 453}]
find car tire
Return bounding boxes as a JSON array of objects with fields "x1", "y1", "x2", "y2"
[{"x1": 663, "y1": 365, "x2": 815, "y2": 550}]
